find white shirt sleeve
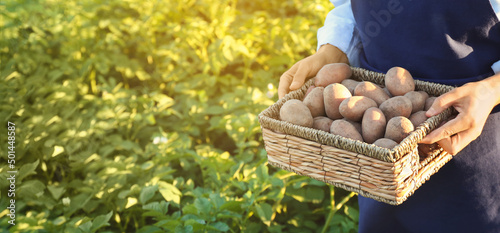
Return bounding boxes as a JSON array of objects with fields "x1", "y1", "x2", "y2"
[
  {"x1": 492, "y1": 60, "x2": 500, "y2": 74},
  {"x1": 317, "y1": 0, "x2": 360, "y2": 66}
]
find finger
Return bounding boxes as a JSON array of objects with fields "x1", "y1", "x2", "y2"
[
  {"x1": 437, "y1": 137, "x2": 452, "y2": 153},
  {"x1": 420, "y1": 115, "x2": 469, "y2": 144},
  {"x1": 437, "y1": 129, "x2": 477, "y2": 155},
  {"x1": 426, "y1": 89, "x2": 461, "y2": 117},
  {"x1": 289, "y1": 63, "x2": 310, "y2": 91},
  {"x1": 278, "y1": 71, "x2": 293, "y2": 99},
  {"x1": 278, "y1": 64, "x2": 299, "y2": 99},
  {"x1": 449, "y1": 127, "x2": 481, "y2": 154},
  {"x1": 436, "y1": 137, "x2": 454, "y2": 155}
]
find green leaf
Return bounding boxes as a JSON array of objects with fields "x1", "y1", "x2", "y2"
[
  {"x1": 220, "y1": 200, "x2": 243, "y2": 213},
  {"x1": 91, "y1": 211, "x2": 113, "y2": 232},
  {"x1": 210, "y1": 222, "x2": 230, "y2": 232},
  {"x1": 270, "y1": 177, "x2": 284, "y2": 187},
  {"x1": 143, "y1": 201, "x2": 169, "y2": 215},
  {"x1": 79, "y1": 221, "x2": 92, "y2": 233},
  {"x1": 344, "y1": 205, "x2": 359, "y2": 221},
  {"x1": 175, "y1": 225, "x2": 194, "y2": 233},
  {"x1": 18, "y1": 180, "x2": 45, "y2": 198},
  {"x1": 18, "y1": 159, "x2": 39, "y2": 182},
  {"x1": 99, "y1": 145, "x2": 115, "y2": 157},
  {"x1": 253, "y1": 202, "x2": 273, "y2": 226},
  {"x1": 140, "y1": 185, "x2": 158, "y2": 204},
  {"x1": 158, "y1": 181, "x2": 181, "y2": 204},
  {"x1": 67, "y1": 193, "x2": 93, "y2": 215},
  {"x1": 52, "y1": 146, "x2": 65, "y2": 158},
  {"x1": 47, "y1": 185, "x2": 66, "y2": 200},
  {"x1": 287, "y1": 186, "x2": 325, "y2": 204},
  {"x1": 255, "y1": 164, "x2": 269, "y2": 182},
  {"x1": 209, "y1": 193, "x2": 225, "y2": 209},
  {"x1": 137, "y1": 225, "x2": 164, "y2": 233},
  {"x1": 194, "y1": 197, "x2": 212, "y2": 216},
  {"x1": 145, "y1": 114, "x2": 156, "y2": 125},
  {"x1": 205, "y1": 105, "x2": 224, "y2": 115},
  {"x1": 182, "y1": 204, "x2": 198, "y2": 215},
  {"x1": 216, "y1": 210, "x2": 243, "y2": 219},
  {"x1": 53, "y1": 216, "x2": 66, "y2": 226}
]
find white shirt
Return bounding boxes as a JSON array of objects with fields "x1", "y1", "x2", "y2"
[{"x1": 318, "y1": 0, "x2": 500, "y2": 73}]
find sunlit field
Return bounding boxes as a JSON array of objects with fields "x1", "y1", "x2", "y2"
[{"x1": 0, "y1": 0, "x2": 358, "y2": 232}]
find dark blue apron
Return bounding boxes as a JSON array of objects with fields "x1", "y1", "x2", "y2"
[{"x1": 351, "y1": 0, "x2": 500, "y2": 232}]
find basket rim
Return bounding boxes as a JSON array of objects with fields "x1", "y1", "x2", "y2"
[{"x1": 258, "y1": 66, "x2": 455, "y2": 163}]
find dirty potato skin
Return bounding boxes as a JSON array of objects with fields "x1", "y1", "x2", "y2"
[
  {"x1": 418, "y1": 143, "x2": 440, "y2": 158},
  {"x1": 330, "y1": 119, "x2": 364, "y2": 142},
  {"x1": 354, "y1": 81, "x2": 390, "y2": 105},
  {"x1": 304, "y1": 85, "x2": 316, "y2": 99},
  {"x1": 341, "y1": 79, "x2": 360, "y2": 95},
  {"x1": 404, "y1": 91, "x2": 427, "y2": 113},
  {"x1": 339, "y1": 96, "x2": 378, "y2": 122},
  {"x1": 424, "y1": 96, "x2": 437, "y2": 111},
  {"x1": 324, "y1": 83, "x2": 352, "y2": 120},
  {"x1": 313, "y1": 116, "x2": 333, "y2": 132},
  {"x1": 280, "y1": 99, "x2": 314, "y2": 127},
  {"x1": 373, "y1": 138, "x2": 398, "y2": 149},
  {"x1": 362, "y1": 107, "x2": 387, "y2": 144},
  {"x1": 315, "y1": 63, "x2": 352, "y2": 87},
  {"x1": 409, "y1": 111, "x2": 428, "y2": 128},
  {"x1": 344, "y1": 118, "x2": 362, "y2": 135},
  {"x1": 303, "y1": 87, "x2": 325, "y2": 117},
  {"x1": 385, "y1": 66, "x2": 415, "y2": 96},
  {"x1": 379, "y1": 96, "x2": 413, "y2": 119},
  {"x1": 385, "y1": 116, "x2": 414, "y2": 143}
]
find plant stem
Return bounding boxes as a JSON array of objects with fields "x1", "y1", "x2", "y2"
[{"x1": 321, "y1": 186, "x2": 356, "y2": 233}]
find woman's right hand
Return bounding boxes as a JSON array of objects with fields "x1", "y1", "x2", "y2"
[{"x1": 278, "y1": 44, "x2": 349, "y2": 99}]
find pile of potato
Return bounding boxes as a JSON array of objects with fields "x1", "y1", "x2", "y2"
[{"x1": 280, "y1": 63, "x2": 437, "y2": 149}]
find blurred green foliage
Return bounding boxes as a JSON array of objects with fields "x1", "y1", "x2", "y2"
[{"x1": 0, "y1": 0, "x2": 358, "y2": 232}]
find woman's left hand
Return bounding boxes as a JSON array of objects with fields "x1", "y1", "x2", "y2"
[{"x1": 420, "y1": 74, "x2": 500, "y2": 155}]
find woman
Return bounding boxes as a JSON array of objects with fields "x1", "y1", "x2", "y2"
[{"x1": 279, "y1": 1, "x2": 500, "y2": 232}]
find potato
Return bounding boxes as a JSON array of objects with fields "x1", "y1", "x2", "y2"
[
  {"x1": 303, "y1": 87, "x2": 325, "y2": 117},
  {"x1": 424, "y1": 96, "x2": 437, "y2": 111},
  {"x1": 385, "y1": 67, "x2": 415, "y2": 96},
  {"x1": 344, "y1": 118, "x2": 362, "y2": 135},
  {"x1": 330, "y1": 119, "x2": 364, "y2": 142},
  {"x1": 354, "y1": 81, "x2": 390, "y2": 105},
  {"x1": 385, "y1": 116, "x2": 414, "y2": 143},
  {"x1": 280, "y1": 99, "x2": 314, "y2": 127},
  {"x1": 304, "y1": 85, "x2": 316, "y2": 99},
  {"x1": 383, "y1": 87, "x2": 393, "y2": 97},
  {"x1": 362, "y1": 107, "x2": 387, "y2": 144},
  {"x1": 339, "y1": 96, "x2": 378, "y2": 122},
  {"x1": 404, "y1": 91, "x2": 427, "y2": 113},
  {"x1": 373, "y1": 138, "x2": 398, "y2": 149},
  {"x1": 315, "y1": 63, "x2": 352, "y2": 87},
  {"x1": 419, "y1": 91, "x2": 429, "y2": 100},
  {"x1": 341, "y1": 79, "x2": 360, "y2": 95},
  {"x1": 379, "y1": 96, "x2": 412, "y2": 119},
  {"x1": 313, "y1": 116, "x2": 333, "y2": 132},
  {"x1": 324, "y1": 83, "x2": 352, "y2": 120},
  {"x1": 418, "y1": 143, "x2": 439, "y2": 158},
  {"x1": 409, "y1": 111, "x2": 428, "y2": 128}
]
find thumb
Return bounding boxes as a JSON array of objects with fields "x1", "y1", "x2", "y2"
[{"x1": 289, "y1": 63, "x2": 311, "y2": 91}]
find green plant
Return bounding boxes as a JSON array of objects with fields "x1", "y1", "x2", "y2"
[{"x1": 0, "y1": 0, "x2": 358, "y2": 232}]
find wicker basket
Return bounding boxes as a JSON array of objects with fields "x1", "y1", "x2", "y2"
[{"x1": 258, "y1": 67, "x2": 456, "y2": 205}]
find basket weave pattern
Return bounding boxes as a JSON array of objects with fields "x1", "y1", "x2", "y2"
[{"x1": 258, "y1": 67, "x2": 455, "y2": 205}]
